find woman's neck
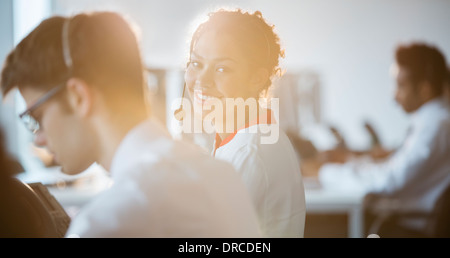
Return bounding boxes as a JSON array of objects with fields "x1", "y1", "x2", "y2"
[{"x1": 216, "y1": 100, "x2": 263, "y2": 141}]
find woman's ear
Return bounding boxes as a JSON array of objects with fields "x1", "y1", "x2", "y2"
[{"x1": 65, "y1": 78, "x2": 93, "y2": 118}]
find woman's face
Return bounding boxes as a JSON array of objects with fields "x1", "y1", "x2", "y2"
[{"x1": 185, "y1": 30, "x2": 261, "y2": 119}]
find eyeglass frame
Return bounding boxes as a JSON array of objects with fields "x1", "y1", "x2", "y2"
[{"x1": 18, "y1": 83, "x2": 67, "y2": 134}]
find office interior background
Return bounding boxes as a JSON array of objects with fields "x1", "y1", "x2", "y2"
[{"x1": 0, "y1": 0, "x2": 449, "y2": 237}]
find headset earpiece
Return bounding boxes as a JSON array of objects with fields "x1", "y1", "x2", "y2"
[{"x1": 174, "y1": 83, "x2": 186, "y2": 122}]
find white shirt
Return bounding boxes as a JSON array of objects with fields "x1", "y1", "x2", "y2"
[
  {"x1": 214, "y1": 124, "x2": 306, "y2": 238},
  {"x1": 319, "y1": 98, "x2": 450, "y2": 229},
  {"x1": 65, "y1": 119, "x2": 261, "y2": 237}
]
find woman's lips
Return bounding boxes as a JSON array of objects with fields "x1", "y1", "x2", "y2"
[{"x1": 194, "y1": 89, "x2": 222, "y2": 107}]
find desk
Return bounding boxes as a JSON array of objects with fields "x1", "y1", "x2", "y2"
[
  {"x1": 17, "y1": 164, "x2": 112, "y2": 218},
  {"x1": 304, "y1": 178, "x2": 366, "y2": 238},
  {"x1": 47, "y1": 179, "x2": 110, "y2": 214},
  {"x1": 19, "y1": 166, "x2": 367, "y2": 237}
]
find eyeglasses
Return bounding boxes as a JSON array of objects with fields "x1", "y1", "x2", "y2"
[{"x1": 19, "y1": 83, "x2": 66, "y2": 134}]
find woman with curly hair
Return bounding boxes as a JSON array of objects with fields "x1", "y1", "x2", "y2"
[{"x1": 183, "y1": 8, "x2": 306, "y2": 237}]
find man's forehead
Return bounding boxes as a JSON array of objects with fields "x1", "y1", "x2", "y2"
[
  {"x1": 391, "y1": 64, "x2": 413, "y2": 80},
  {"x1": 389, "y1": 63, "x2": 399, "y2": 78},
  {"x1": 18, "y1": 86, "x2": 45, "y2": 104}
]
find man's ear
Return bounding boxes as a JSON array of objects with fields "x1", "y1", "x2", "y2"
[
  {"x1": 65, "y1": 78, "x2": 93, "y2": 117},
  {"x1": 250, "y1": 68, "x2": 270, "y2": 94},
  {"x1": 417, "y1": 80, "x2": 434, "y2": 100}
]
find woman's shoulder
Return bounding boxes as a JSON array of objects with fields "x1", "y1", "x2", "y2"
[
  {"x1": 234, "y1": 125, "x2": 294, "y2": 149},
  {"x1": 221, "y1": 126, "x2": 296, "y2": 161}
]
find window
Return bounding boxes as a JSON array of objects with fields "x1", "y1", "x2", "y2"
[{"x1": 12, "y1": 0, "x2": 51, "y2": 173}]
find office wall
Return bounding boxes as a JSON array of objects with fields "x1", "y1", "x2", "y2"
[
  {"x1": 52, "y1": 0, "x2": 450, "y2": 150},
  {"x1": 0, "y1": 0, "x2": 52, "y2": 170},
  {"x1": 0, "y1": 0, "x2": 18, "y2": 157},
  {"x1": 0, "y1": 1, "x2": 13, "y2": 61}
]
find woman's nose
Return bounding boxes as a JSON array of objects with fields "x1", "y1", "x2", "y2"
[
  {"x1": 33, "y1": 130, "x2": 47, "y2": 147},
  {"x1": 196, "y1": 68, "x2": 214, "y2": 88}
]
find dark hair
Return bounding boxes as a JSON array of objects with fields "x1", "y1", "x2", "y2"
[
  {"x1": 189, "y1": 8, "x2": 285, "y2": 93},
  {"x1": 1, "y1": 12, "x2": 145, "y2": 107},
  {"x1": 395, "y1": 42, "x2": 447, "y2": 96},
  {"x1": 448, "y1": 68, "x2": 450, "y2": 87}
]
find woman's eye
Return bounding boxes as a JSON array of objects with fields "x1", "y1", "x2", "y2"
[
  {"x1": 216, "y1": 67, "x2": 229, "y2": 73},
  {"x1": 190, "y1": 61, "x2": 201, "y2": 69}
]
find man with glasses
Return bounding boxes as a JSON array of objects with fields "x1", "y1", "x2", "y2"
[{"x1": 1, "y1": 12, "x2": 261, "y2": 237}]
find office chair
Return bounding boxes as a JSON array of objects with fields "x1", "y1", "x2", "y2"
[
  {"x1": 0, "y1": 177, "x2": 59, "y2": 238},
  {"x1": 363, "y1": 184, "x2": 450, "y2": 238}
]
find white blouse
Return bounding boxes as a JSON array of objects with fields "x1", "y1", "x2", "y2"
[{"x1": 214, "y1": 123, "x2": 306, "y2": 238}]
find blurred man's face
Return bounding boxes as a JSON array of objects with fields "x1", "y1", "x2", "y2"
[
  {"x1": 19, "y1": 86, "x2": 96, "y2": 175},
  {"x1": 394, "y1": 65, "x2": 423, "y2": 113}
]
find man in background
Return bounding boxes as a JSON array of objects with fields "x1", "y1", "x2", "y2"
[{"x1": 302, "y1": 42, "x2": 450, "y2": 237}]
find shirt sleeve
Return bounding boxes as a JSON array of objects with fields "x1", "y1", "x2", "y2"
[
  {"x1": 231, "y1": 144, "x2": 268, "y2": 210},
  {"x1": 66, "y1": 152, "x2": 185, "y2": 238},
  {"x1": 319, "y1": 121, "x2": 449, "y2": 195},
  {"x1": 65, "y1": 172, "x2": 151, "y2": 238}
]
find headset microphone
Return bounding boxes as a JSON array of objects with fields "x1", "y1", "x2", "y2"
[{"x1": 174, "y1": 82, "x2": 186, "y2": 122}]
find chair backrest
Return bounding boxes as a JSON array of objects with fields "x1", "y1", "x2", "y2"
[
  {"x1": 426, "y1": 183, "x2": 450, "y2": 238},
  {"x1": 0, "y1": 178, "x2": 58, "y2": 238},
  {"x1": 362, "y1": 185, "x2": 450, "y2": 238}
]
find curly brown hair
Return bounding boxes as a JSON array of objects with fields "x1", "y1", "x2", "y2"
[{"x1": 189, "y1": 8, "x2": 285, "y2": 95}]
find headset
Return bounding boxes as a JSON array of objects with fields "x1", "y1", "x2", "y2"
[{"x1": 173, "y1": 82, "x2": 186, "y2": 122}]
